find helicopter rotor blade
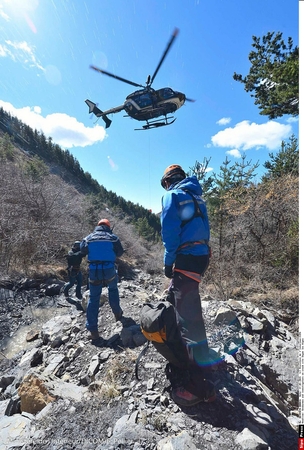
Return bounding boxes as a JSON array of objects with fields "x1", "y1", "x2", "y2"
[
  {"x1": 90, "y1": 65, "x2": 144, "y2": 88},
  {"x1": 149, "y1": 28, "x2": 179, "y2": 86}
]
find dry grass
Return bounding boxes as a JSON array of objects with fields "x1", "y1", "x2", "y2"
[{"x1": 89, "y1": 349, "x2": 137, "y2": 400}]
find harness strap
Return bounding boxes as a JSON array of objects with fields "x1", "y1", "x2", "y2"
[
  {"x1": 177, "y1": 239, "x2": 209, "y2": 252},
  {"x1": 88, "y1": 261, "x2": 116, "y2": 286},
  {"x1": 135, "y1": 341, "x2": 150, "y2": 381},
  {"x1": 89, "y1": 260, "x2": 111, "y2": 265},
  {"x1": 89, "y1": 274, "x2": 116, "y2": 287},
  {"x1": 180, "y1": 189, "x2": 205, "y2": 227},
  {"x1": 174, "y1": 268, "x2": 201, "y2": 283}
]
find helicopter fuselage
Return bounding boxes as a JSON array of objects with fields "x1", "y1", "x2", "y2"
[
  {"x1": 86, "y1": 28, "x2": 193, "y2": 129},
  {"x1": 123, "y1": 87, "x2": 185, "y2": 121}
]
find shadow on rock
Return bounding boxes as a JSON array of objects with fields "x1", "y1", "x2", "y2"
[
  {"x1": 120, "y1": 316, "x2": 137, "y2": 328},
  {"x1": 65, "y1": 297, "x2": 85, "y2": 311},
  {"x1": 174, "y1": 372, "x2": 297, "y2": 449}
]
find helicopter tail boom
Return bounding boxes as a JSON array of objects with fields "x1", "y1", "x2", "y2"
[{"x1": 85, "y1": 99, "x2": 112, "y2": 128}]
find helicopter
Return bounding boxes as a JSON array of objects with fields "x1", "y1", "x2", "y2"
[{"x1": 85, "y1": 28, "x2": 194, "y2": 130}]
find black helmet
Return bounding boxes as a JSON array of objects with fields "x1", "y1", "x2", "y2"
[{"x1": 72, "y1": 241, "x2": 81, "y2": 251}]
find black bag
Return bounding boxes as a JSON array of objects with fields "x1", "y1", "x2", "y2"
[
  {"x1": 137, "y1": 301, "x2": 216, "y2": 400},
  {"x1": 139, "y1": 301, "x2": 189, "y2": 370}
]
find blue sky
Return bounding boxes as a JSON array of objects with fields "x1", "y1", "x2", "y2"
[{"x1": 0, "y1": 0, "x2": 299, "y2": 214}]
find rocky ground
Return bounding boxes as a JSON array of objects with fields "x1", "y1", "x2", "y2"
[{"x1": 0, "y1": 270, "x2": 300, "y2": 450}]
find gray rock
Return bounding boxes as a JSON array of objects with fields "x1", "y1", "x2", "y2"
[
  {"x1": 157, "y1": 430, "x2": 197, "y2": 449},
  {"x1": 0, "y1": 275, "x2": 298, "y2": 450},
  {"x1": 42, "y1": 353, "x2": 66, "y2": 376},
  {"x1": 235, "y1": 425, "x2": 269, "y2": 449},
  {"x1": 0, "y1": 413, "x2": 32, "y2": 448},
  {"x1": 41, "y1": 315, "x2": 74, "y2": 340},
  {"x1": 88, "y1": 354, "x2": 100, "y2": 376},
  {"x1": 0, "y1": 375, "x2": 15, "y2": 390},
  {"x1": 214, "y1": 307, "x2": 238, "y2": 326},
  {"x1": 44, "y1": 378, "x2": 88, "y2": 402}
]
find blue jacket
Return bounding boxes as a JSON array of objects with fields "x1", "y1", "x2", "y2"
[
  {"x1": 80, "y1": 225, "x2": 124, "y2": 269},
  {"x1": 161, "y1": 176, "x2": 210, "y2": 266}
]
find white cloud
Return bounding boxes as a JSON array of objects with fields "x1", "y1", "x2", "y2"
[
  {"x1": 0, "y1": 6, "x2": 10, "y2": 21},
  {"x1": 286, "y1": 117, "x2": 298, "y2": 123},
  {"x1": 0, "y1": 100, "x2": 107, "y2": 147},
  {"x1": 227, "y1": 149, "x2": 242, "y2": 158},
  {"x1": 0, "y1": 40, "x2": 44, "y2": 71},
  {"x1": 211, "y1": 120, "x2": 292, "y2": 151},
  {"x1": 0, "y1": 43, "x2": 13, "y2": 58},
  {"x1": 217, "y1": 117, "x2": 231, "y2": 126}
]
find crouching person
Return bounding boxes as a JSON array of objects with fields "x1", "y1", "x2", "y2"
[{"x1": 80, "y1": 219, "x2": 124, "y2": 345}]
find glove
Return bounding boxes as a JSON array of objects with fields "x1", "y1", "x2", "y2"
[{"x1": 164, "y1": 265, "x2": 173, "y2": 278}]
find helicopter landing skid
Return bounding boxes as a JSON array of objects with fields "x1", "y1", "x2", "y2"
[{"x1": 135, "y1": 116, "x2": 176, "y2": 130}]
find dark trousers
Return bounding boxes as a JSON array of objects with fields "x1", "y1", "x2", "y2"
[
  {"x1": 167, "y1": 272, "x2": 209, "y2": 367},
  {"x1": 63, "y1": 270, "x2": 82, "y2": 299}
]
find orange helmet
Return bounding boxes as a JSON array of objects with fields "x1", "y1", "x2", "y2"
[
  {"x1": 161, "y1": 164, "x2": 186, "y2": 189},
  {"x1": 98, "y1": 219, "x2": 111, "y2": 228}
]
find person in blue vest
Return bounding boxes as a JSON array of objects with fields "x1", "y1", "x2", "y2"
[
  {"x1": 160, "y1": 164, "x2": 216, "y2": 406},
  {"x1": 63, "y1": 241, "x2": 84, "y2": 299},
  {"x1": 80, "y1": 219, "x2": 124, "y2": 345}
]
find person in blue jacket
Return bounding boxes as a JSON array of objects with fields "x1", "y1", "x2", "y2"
[
  {"x1": 160, "y1": 164, "x2": 215, "y2": 406},
  {"x1": 80, "y1": 219, "x2": 124, "y2": 344}
]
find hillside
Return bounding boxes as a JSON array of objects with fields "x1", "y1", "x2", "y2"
[
  {"x1": 0, "y1": 107, "x2": 161, "y2": 238},
  {"x1": 0, "y1": 111, "x2": 299, "y2": 309}
]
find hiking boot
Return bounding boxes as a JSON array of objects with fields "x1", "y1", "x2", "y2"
[
  {"x1": 89, "y1": 331, "x2": 106, "y2": 347},
  {"x1": 171, "y1": 382, "x2": 216, "y2": 406},
  {"x1": 114, "y1": 310, "x2": 123, "y2": 322},
  {"x1": 89, "y1": 331, "x2": 100, "y2": 340},
  {"x1": 91, "y1": 336, "x2": 106, "y2": 347}
]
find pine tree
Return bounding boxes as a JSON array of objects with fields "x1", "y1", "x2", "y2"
[{"x1": 262, "y1": 135, "x2": 299, "y2": 180}]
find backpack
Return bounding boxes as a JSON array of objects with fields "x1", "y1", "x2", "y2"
[
  {"x1": 137, "y1": 301, "x2": 217, "y2": 400},
  {"x1": 66, "y1": 251, "x2": 83, "y2": 269},
  {"x1": 136, "y1": 301, "x2": 189, "y2": 379}
]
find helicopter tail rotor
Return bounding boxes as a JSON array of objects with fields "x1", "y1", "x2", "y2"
[{"x1": 85, "y1": 99, "x2": 112, "y2": 128}]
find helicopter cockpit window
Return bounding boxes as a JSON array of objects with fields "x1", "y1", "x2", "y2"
[
  {"x1": 158, "y1": 88, "x2": 174, "y2": 99},
  {"x1": 133, "y1": 93, "x2": 152, "y2": 108}
]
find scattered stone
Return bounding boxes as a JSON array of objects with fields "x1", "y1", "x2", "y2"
[
  {"x1": 0, "y1": 274, "x2": 298, "y2": 450},
  {"x1": 157, "y1": 430, "x2": 197, "y2": 449},
  {"x1": 0, "y1": 375, "x2": 15, "y2": 390},
  {"x1": 214, "y1": 307, "x2": 239, "y2": 326},
  {"x1": 26, "y1": 330, "x2": 40, "y2": 342},
  {"x1": 88, "y1": 354, "x2": 100, "y2": 376},
  {"x1": 18, "y1": 375, "x2": 56, "y2": 414},
  {"x1": 0, "y1": 413, "x2": 32, "y2": 448},
  {"x1": 235, "y1": 425, "x2": 269, "y2": 449}
]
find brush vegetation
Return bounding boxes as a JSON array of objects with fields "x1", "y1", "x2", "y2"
[{"x1": 0, "y1": 109, "x2": 298, "y2": 319}]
